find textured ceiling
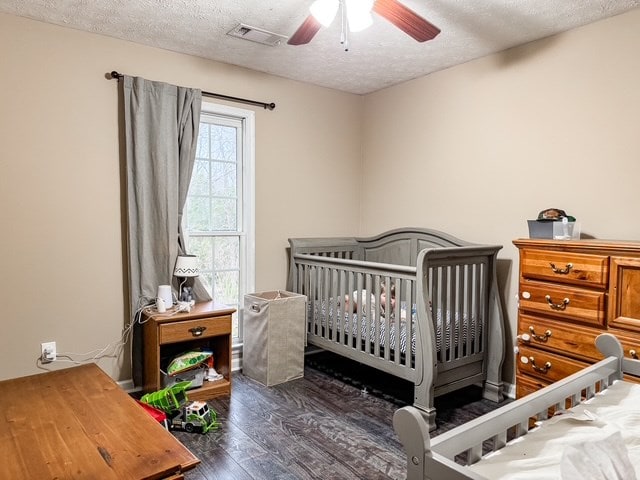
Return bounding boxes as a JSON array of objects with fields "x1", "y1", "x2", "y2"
[{"x1": 1, "y1": 0, "x2": 639, "y2": 94}]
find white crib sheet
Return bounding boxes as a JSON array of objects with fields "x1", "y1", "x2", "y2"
[
  {"x1": 312, "y1": 299, "x2": 478, "y2": 356},
  {"x1": 468, "y1": 380, "x2": 640, "y2": 479}
]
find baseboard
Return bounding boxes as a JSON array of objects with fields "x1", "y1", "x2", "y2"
[
  {"x1": 232, "y1": 343, "x2": 242, "y2": 372},
  {"x1": 117, "y1": 379, "x2": 140, "y2": 394}
]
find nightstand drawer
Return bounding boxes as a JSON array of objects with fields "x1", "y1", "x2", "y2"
[
  {"x1": 516, "y1": 345, "x2": 589, "y2": 383},
  {"x1": 519, "y1": 280, "x2": 606, "y2": 327},
  {"x1": 518, "y1": 314, "x2": 602, "y2": 361},
  {"x1": 520, "y1": 249, "x2": 608, "y2": 288},
  {"x1": 159, "y1": 315, "x2": 231, "y2": 345}
]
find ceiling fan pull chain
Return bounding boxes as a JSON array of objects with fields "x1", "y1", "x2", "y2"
[{"x1": 340, "y1": 0, "x2": 350, "y2": 51}]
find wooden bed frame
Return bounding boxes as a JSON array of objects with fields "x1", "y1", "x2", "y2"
[
  {"x1": 287, "y1": 228, "x2": 505, "y2": 431},
  {"x1": 394, "y1": 333, "x2": 639, "y2": 480}
]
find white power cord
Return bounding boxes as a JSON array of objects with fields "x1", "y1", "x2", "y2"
[{"x1": 37, "y1": 295, "x2": 157, "y2": 368}]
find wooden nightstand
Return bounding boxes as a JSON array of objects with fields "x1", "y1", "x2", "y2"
[{"x1": 143, "y1": 301, "x2": 235, "y2": 401}]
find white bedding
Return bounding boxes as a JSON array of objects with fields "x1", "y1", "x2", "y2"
[
  {"x1": 468, "y1": 380, "x2": 640, "y2": 479},
  {"x1": 313, "y1": 299, "x2": 478, "y2": 356}
]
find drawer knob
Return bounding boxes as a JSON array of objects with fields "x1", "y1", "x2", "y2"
[
  {"x1": 528, "y1": 326, "x2": 552, "y2": 342},
  {"x1": 549, "y1": 262, "x2": 573, "y2": 274},
  {"x1": 545, "y1": 295, "x2": 570, "y2": 310},
  {"x1": 630, "y1": 349, "x2": 638, "y2": 359},
  {"x1": 529, "y1": 357, "x2": 552, "y2": 374},
  {"x1": 188, "y1": 326, "x2": 207, "y2": 337}
]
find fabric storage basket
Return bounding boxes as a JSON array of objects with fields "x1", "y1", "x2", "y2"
[{"x1": 243, "y1": 290, "x2": 307, "y2": 386}]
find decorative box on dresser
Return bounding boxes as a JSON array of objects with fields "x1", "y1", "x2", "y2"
[
  {"x1": 143, "y1": 301, "x2": 235, "y2": 401},
  {"x1": 513, "y1": 238, "x2": 640, "y2": 398}
]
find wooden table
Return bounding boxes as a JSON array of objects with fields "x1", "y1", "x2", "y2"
[{"x1": 0, "y1": 363, "x2": 199, "y2": 479}]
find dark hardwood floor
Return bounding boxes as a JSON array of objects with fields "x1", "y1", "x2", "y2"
[{"x1": 171, "y1": 352, "x2": 510, "y2": 480}]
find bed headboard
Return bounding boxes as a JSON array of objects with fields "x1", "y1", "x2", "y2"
[
  {"x1": 356, "y1": 227, "x2": 472, "y2": 266},
  {"x1": 287, "y1": 227, "x2": 474, "y2": 277}
]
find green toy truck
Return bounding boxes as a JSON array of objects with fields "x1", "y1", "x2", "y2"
[{"x1": 140, "y1": 381, "x2": 218, "y2": 434}]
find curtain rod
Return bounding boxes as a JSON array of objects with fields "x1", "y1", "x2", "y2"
[{"x1": 108, "y1": 71, "x2": 276, "y2": 111}]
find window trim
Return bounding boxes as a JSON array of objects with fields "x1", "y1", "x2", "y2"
[{"x1": 197, "y1": 101, "x2": 255, "y2": 343}]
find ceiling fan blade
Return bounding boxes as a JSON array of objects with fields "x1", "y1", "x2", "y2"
[
  {"x1": 373, "y1": 0, "x2": 441, "y2": 42},
  {"x1": 287, "y1": 15, "x2": 322, "y2": 45}
]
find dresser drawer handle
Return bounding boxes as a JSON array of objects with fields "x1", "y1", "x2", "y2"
[
  {"x1": 545, "y1": 295, "x2": 570, "y2": 310},
  {"x1": 529, "y1": 357, "x2": 552, "y2": 374},
  {"x1": 630, "y1": 349, "x2": 638, "y2": 359},
  {"x1": 188, "y1": 326, "x2": 207, "y2": 337},
  {"x1": 549, "y1": 262, "x2": 573, "y2": 274},
  {"x1": 528, "y1": 326, "x2": 552, "y2": 342}
]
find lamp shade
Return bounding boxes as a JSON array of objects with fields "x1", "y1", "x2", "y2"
[
  {"x1": 174, "y1": 255, "x2": 199, "y2": 277},
  {"x1": 345, "y1": 0, "x2": 373, "y2": 32},
  {"x1": 310, "y1": 0, "x2": 339, "y2": 27}
]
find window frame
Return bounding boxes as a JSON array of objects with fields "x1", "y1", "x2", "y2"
[{"x1": 186, "y1": 101, "x2": 255, "y2": 344}]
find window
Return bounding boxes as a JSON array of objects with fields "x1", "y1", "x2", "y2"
[{"x1": 183, "y1": 102, "x2": 255, "y2": 342}]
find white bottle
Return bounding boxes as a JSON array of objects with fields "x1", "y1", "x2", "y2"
[{"x1": 156, "y1": 297, "x2": 166, "y2": 313}]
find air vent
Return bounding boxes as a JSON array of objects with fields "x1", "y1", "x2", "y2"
[{"x1": 227, "y1": 24, "x2": 288, "y2": 46}]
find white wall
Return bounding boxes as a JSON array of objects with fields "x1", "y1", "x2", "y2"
[
  {"x1": 360, "y1": 9, "x2": 640, "y2": 381},
  {"x1": 0, "y1": 13, "x2": 362, "y2": 381}
]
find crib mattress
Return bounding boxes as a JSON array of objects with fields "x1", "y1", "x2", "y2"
[
  {"x1": 310, "y1": 300, "x2": 478, "y2": 356},
  {"x1": 468, "y1": 380, "x2": 640, "y2": 479}
]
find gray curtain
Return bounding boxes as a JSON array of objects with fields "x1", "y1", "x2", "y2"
[{"x1": 123, "y1": 75, "x2": 211, "y2": 386}]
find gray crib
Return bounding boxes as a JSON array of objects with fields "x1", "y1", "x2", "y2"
[{"x1": 287, "y1": 228, "x2": 505, "y2": 431}]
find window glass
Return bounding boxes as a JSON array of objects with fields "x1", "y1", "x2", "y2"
[{"x1": 184, "y1": 105, "x2": 254, "y2": 341}]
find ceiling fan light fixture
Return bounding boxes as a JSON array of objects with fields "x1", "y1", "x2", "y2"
[
  {"x1": 310, "y1": 0, "x2": 339, "y2": 27},
  {"x1": 345, "y1": 0, "x2": 374, "y2": 32}
]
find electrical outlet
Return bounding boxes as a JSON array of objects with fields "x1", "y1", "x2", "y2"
[{"x1": 41, "y1": 341, "x2": 56, "y2": 363}]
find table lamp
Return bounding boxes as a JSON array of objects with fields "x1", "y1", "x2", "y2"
[{"x1": 174, "y1": 254, "x2": 199, "y2": 304}]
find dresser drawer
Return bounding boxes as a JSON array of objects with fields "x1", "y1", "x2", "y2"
[
  {"x1": 518, "y1": 314, "x2": 603, "y2": 361},
  {"x1": 516, "y1": 345, "x2": 589, "y2": 383},
  {"x1": 519, "y1": 280, "x2": 606, "y2": 327},
  {"x1": 516, "y1": 373, "x2": 550, "y2": 398},
  {"x1": 159, "y1": 315, "x2": 232, "y2": 345},
  {"x1": 520, "y1": 249, "x2": 608, "y2": 288}
]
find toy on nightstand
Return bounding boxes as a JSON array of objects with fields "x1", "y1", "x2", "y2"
[{"x1": 140, "y1": 381, "x2": 218, "y2": 434}]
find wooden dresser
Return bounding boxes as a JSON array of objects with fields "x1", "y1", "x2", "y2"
[{"x1": 513, "y1": 238, "x2": 640, "y2": 398}]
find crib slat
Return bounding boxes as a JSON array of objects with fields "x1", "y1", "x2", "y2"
[
  {"x1": 403, "y1": 278, "x2": 412, "y2": 368},
  {"x1": 330, "y1": 268, "x2": 338, "y2": 342},
  {"x1": 383, "y1": 277, "x2": 392, "y2": 362},
  {"x1": 453, "y1": 265, "x2": 462, "y2": 360},
  {"x1": 356, "y1": 273, "x2": 363, "y2": 350},
  {"x1": 464, "y1": 264, "x2": 472, "y2": 356},
  {"x1": 345, "y1": 271, "x2": 354, "y2": 346},
  {"x1": 448, "y1": 265, "x2": 456, "y2": 360},
  {"x1": 492, "y1": 431, "x2": 507, "y2": 452},
  {"x1": 441, "y1": 266, "x2": 450, "y2": 362},
  {"x1": 364, "y1": 273, "x2": 372, "y2": 352},
  {"x1": 308, "y1": 265, "x2": 316, "y2": 335},
  {"x1": 394, "y1": 278, "x2": 402, "y2": 365},
  {"x1": 373, "y1": 276, "x2": 381, "y2": 358},
  {"x1": 430, "y1": 268, "x2": 440, "y2": 363},
  {"x1": 336, "y1": 269, "x2": 345, "y2": 343},
  {"x1": 480, "y1": 262, "x2": 488, "y2": 355},
  {"x1": 466, "y1": 444, "x2": 482, "y2": 465},
  {"x1": 473, "y1": 263, "x2": 481, "y2": 354}
]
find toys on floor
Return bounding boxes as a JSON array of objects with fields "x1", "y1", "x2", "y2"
[
  {"x1": 140, "y1": 381, "x2": 218, "y2": 434},
  {"x1": 136, "y1": 400, "x2": 169, "y2": 430}
]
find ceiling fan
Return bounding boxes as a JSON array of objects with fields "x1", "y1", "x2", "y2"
[{"x1": 288, "y1": 0, "x2": 440, "y2": 49}]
